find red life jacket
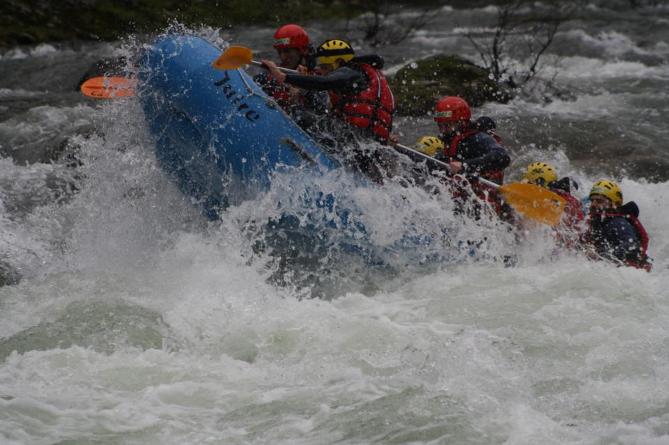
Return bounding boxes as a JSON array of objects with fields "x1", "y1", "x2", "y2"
[
  {"x1": 442, "y1": 127, "x2": 505, "y2": 185},
  {"x1": 585, "y1": 209, "x2": 652, "y2": 271},
  {"x1": 552, "y1": 189, "x2": 584, "y2": 230},
  {"x1": 444, "y1": 175, "x2": 512, "y2": 223},
  {"x1": 259, "y1": 67, "x2": 312, "y2": 109},
  {"x1": 268, "y1": 82, "x2": 293, "y2": 108},
  {"x1": 329, "y1": 63, "x2": 395, "y2": 142},
  {"x1": 548, "y1": 189, "x2": 584, "y2": 249}
]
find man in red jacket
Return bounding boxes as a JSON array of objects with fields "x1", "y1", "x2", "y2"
[
  {"x1": 262, "y1": 39, "x2": 396, "y2": 182},
  {"x1": 425, "y1": 96, "x2": 511, "y2": 220},
  {"x1": 254, "y1": 24, "x2": 326, "y2": 129},
  {"x1": 262, "y1": 39, "x2": 395, "y2": 144}
]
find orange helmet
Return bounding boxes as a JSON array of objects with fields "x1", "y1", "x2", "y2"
[
  {"x1": 273, "y1": 24, "x2": 309, "y2": 54},
  {"x1": 434, "y1": 96, "x2": 471, "y2": 123}
]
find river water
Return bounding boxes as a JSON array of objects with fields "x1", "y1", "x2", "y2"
[{"x1": 1, "y1": 3, "x2": 669, "y2": 444}]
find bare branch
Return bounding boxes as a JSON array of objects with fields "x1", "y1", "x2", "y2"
[
  {"x1": 467, "y1": 0, "x2": 574, "y2": 89},
  {"x1": 521, "y1": 19, "x2": 560, "y2": 83},
  {"x1": 466, "y1": 34, "x2": 491, "y2": 68},
  {"x1": 354, "y1": 0, "x2": 440, "y2": 48}
]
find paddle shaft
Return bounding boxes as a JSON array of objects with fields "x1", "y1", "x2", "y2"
[
  {"x1": 394, "y1": 142, "x2": 567, "y2": 226},
  {"x1": 250, "y1": 60, "x2": 298, "y2": 74},
  {"x1": 393, "y1": 143, "x2": 499, "y2": 189}
]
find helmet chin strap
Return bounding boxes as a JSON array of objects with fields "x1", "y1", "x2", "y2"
[
  {"x1": 331, "y1": 58, "x2": 347, "y2": 69},
  {"x1": 440, "y1": 121, "x2": 465, "y2": 136}
]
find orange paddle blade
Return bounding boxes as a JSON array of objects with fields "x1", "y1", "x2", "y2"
[
  {"x1": 212, "y1": 46, "x2": 253, "y2": 70},
  {"x1": 498, "y1": 182, "x2": 567, "y2": 226},
  {"x1": 80, "y1": 76, "x2": 136, "y2": 99}
]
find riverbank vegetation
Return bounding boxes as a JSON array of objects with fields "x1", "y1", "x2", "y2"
[{"x1": 1, "y1": 0, "x2": 443, "y2": 47}]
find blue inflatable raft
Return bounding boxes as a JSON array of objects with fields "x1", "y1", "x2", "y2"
[
  {"x1": 139, "y1": 35, "x2": 341, "y2": 218},
  {"x1": 137, "y1": 35, "x2": 471, "y2": 279}
]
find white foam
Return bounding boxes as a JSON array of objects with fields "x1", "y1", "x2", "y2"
[
  {"x1": 1, "y1": 20, "x2": 669, "y2": 445},
  {"x1": 0, "y1": 89, "x2": 42, "y2": 99},
  {"x1": 29, "y1": 43, "x2": 58, "y2": 57},
  {"x1": 562, "y1": 29, "x2": 654, "y2": 58},
  {"x1": 0, "y1": 105, "x2": 97, "y2": 155},
  {"x1": 552, "y1": 56, "x2": 669, "y2": 80},
  {"x1": 451, "y1": 26, "x2": 495, "y2": 35},
  {"x1": 0, "y1": 48, "x2": 28, "y2": 60},
  {"x1": 0, "y1": 44, "x2": 62, "y2": 61},
  {"x1": 2, "y1": 146, "x2": 668, "y2": 445}
]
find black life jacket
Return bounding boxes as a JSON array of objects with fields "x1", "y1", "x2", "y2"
[
  {"x1": 586, "y1": 202, "x2": 652, "y2": 271},
  {"x1": 474, "y1": 116, "x2": 503, "y2": 145}
]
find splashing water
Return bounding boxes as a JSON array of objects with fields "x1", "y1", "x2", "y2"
[{"x1": 1, "y1": 9, "x2": 669, "y2": 444}]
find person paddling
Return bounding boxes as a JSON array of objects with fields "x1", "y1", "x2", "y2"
[
  {"x1": 521, "y1": 162, "x2": 584, "y2": 248},
  {"x1": 582, "y1": 180, "x2": 652, "y2": 271},
  {"x1": 262, "y1": 39, "x2": 396, "y2": 182},
  {"x1": 432, "y1": 96, "x2": 509, "y2": 184},
  {"x1": 522, "y1": 162, "x2": 584, "y2": 230},
  {"x1": 261, "y1": 39, "x2": 395, "y2": 143},
  {"x1": 253, "y1": 24, "x2": 326, "y2": 128},
  {"x1": 427, "y1": 96, "x2": 511, "y2": 219}
]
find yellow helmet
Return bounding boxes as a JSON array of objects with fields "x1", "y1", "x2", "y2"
[
  {"x1": 590, "y1": 180, "x2": 623, "y2": 207},
  {"x1": 316, "y1": 39, "x2": 354, "y2": 66},
  {"x1": 522, "y1": 162, "x2": 558, "y2": 186},
  {"x1": 415, "y1": 136, "x2": 444, "y2": 157}
]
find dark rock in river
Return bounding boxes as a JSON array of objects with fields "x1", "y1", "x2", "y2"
[
  {"x1": 0, "y1": 261, "x2": 20, "y2": 287},
  {"x1": 390, "y1": 54, "x2": 513, "y2": 116},
  {"x1": 0, "y1": 300, "x2": 171, "y2": 360}
]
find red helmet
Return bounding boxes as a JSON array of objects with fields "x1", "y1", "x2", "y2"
[
  {"x1": 273, "y1": 24, "x2": 309, "y2": 54},
  {"x1": 434, "y1": 96, "x2": 471, "y2": 123}
]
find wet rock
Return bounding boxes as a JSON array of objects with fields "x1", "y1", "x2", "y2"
[
  {"x1": 390, "y1": 54, "x2": 513, "y2": 117},
  {"x1": 0, "y1": 260, "x2": 20, "y2": 287},
  {"x1": 0, "y1": 300, "x2": 172, "y2": 361}
]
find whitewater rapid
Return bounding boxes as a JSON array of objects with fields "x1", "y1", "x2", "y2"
[{"x1": 2, "y1": 3, "x2": 669, "y2": 444}]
